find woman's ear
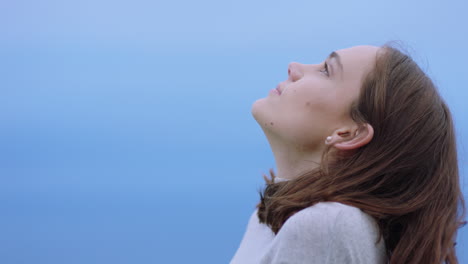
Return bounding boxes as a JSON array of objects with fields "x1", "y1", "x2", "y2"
[{"x1": 326, "y1": 123, "x2": 374, "y2": 151}]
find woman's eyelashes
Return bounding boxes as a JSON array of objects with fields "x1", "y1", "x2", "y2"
[{"x1": 320, "y1": 62, "x2": 329, "y2": 77}]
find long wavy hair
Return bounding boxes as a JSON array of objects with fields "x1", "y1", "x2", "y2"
[{"x1": 256, "y1": 44, "x2": 467, "y2": 264}]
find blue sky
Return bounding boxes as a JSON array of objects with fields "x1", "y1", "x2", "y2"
[{"x1": 1, "y1": 0, "x2": 467, "y2": 263}]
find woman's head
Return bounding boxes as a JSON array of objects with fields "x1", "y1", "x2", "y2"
[
  {"x1": 255, "y1": 43, "x2": 466, "y2": 263},
  {"x1": 251, "y1": 45, "x2": 380, "y2": 177}
]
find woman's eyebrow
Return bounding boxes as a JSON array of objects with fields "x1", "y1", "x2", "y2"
[{"x1": 327, "y1": 51, "x2": 344, "y2": 78}]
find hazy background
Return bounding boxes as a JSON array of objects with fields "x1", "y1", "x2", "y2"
[{"x1": 1, "y1": 0, "x2": 467, "y2": 263}]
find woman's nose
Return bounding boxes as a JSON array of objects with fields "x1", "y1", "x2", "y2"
[{"x1": 288, "y1": 62, "x2": 303, "y2": 82}]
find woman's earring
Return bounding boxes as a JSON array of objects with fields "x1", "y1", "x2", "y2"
[{"x1": 325, "y1": 136, "x2": 332, "y2": 144}]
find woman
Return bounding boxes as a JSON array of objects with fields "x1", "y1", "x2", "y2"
[{"x1": 230, "y1": 44, "x2": 466, "y2": 264}]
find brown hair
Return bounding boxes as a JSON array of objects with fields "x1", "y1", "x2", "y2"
[{"x1": 256, "y1": 44, "x2": 467, "y2": 263}]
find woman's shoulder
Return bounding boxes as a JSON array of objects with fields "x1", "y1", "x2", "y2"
[
  {"x1": 279, "y1": 201, "x2": 382, "y2": 247},
  {"x1": 274, "y1": 201, "x2": 386, "y2": 263},
  {"x1": 288, "y1": 201, "x2": 372, "y2": 224},
  {"x1": 251, "y1": 201, "x2": 378, "y2": 233},
  {"x1": 242, "y1": 202, "x2": 387, "y2": 263},
  {"x1": 248, "y1": 201, "x2": 382, "y2": 244}
]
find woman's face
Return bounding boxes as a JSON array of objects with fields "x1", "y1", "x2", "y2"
[{"x1": 252, "y1": 45, "x2": 380, "y2": 150}]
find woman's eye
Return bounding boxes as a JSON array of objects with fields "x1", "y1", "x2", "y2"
[{"x1": 320, "y1": 62, "x2": 329, "y2": 76}]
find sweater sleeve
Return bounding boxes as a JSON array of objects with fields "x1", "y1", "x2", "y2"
[{"x1": 258, "y1": 202, "x2": 386, "y2": 264}]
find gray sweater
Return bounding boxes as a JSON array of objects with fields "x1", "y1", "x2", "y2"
[{"x1": 230, "y1": 201, "x2": 387, "y2": 264}]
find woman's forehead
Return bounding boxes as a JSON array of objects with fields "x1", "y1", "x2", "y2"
[{"x1": 335, "y1": 45, "x2": 380, "y2": 79}]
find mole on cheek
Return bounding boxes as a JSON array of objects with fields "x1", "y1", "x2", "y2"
[
  {"x1": 270, "y1": 122, "x2": 274, "y2": 126},
  {"x1": 305, "y1": 102, "x2": 311, "y2": 106}
]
